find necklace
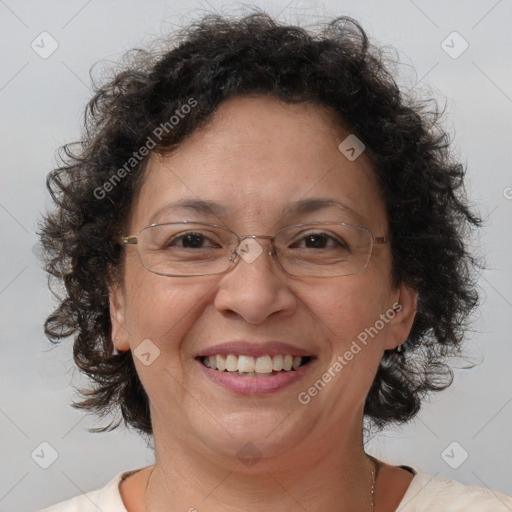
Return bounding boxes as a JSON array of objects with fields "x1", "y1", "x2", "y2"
[
  {"x1": 368, "y1": 454, "x2": 379, "y2": 511},
  {"x1": 145, "y1": 455, "x2": 379, "y2": 511}
]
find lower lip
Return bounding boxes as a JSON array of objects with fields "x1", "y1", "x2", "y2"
[{"x1": 196, "y1": 359, "x2": 315, "y2": 395}]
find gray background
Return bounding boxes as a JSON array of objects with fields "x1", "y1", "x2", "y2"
[{"x1": 1, "y1": 1, "x2": 511, "y2": 510}]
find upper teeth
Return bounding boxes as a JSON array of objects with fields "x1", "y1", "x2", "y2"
[{"x1": 202, "y1": 354, "x2": 304, "y2": 373}]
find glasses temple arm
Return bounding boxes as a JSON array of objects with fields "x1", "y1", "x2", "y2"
[{"x1": 121, "y1": 236, "x2": 138, "y2": 245}]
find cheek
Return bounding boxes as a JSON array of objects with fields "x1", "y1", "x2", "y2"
[
  {"x1": 306, "y1": 271, "x2": 394, "y2": 349},
  {"x1": 124, "y1": 276, "x2": 213, "y2": 397},
  {"x1": 124, "y1": 270, "x2": 207, "y2": 349}
]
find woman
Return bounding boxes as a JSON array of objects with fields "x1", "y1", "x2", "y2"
[{"x1": 39, "y1": 12, "x2": 512, "y2": 512}]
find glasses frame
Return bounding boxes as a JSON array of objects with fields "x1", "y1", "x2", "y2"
[{"x1": 121, "y1": 221, "x2": 388, "y2": 278}]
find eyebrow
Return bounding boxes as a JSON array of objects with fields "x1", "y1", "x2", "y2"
[
  {"x1": 150, "y1": 199, "x2": 228, "y2": 223},
  {"x1": 282, "y1": 198, "x2": 359, "y2": 218},
  {"x1": 150, "y1": 197, "x2": 360, "y2": 223}
]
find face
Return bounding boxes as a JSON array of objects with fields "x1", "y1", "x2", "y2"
[{"x1": 110, "y1": 95, "x2": 416, "y2": 470}]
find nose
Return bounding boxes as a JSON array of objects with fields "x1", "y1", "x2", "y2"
[{"x1": 213, "y1": 238, "x2": 297, "y2": 324}]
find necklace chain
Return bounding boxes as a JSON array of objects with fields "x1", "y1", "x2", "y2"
[
  {"x1": 369, "y1": 454, "x2": 378, "y2": 511},
  {"x1": 145, "y1": 454, "x2": 379, "y2": 511}
]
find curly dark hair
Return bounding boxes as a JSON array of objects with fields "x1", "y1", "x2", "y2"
[{"x1": 40, "y1": 11, "x2": 481, "y2": 435}]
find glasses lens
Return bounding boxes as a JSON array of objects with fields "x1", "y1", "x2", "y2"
[
  {"x1": 138, "y1": 223, "x2": 236, "y2": 276},
  {"x1": 275, "y1": 223, "x2": 374, "y2": 277}
]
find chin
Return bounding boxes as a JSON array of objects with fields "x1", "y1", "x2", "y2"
[{"x1": 195, "y1": 410, "x2": 308, "y2": 465}]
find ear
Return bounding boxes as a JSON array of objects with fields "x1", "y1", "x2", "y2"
[
  {"x1": 383, "y1": 284, "x2": 417, "y2": 350},
  {"x1": 108, "y1": 281, "x2": 130, "y2": 352}
]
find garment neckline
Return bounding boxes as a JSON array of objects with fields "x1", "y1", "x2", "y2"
[{"x1": 117, "y1": 463, "x2": 420, "y2": 511}]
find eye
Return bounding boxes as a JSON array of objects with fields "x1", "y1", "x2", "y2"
[
  {"x1": 290, "y1": 231, "x2": 349, "y2": 250},
  {"x1": 166, "y1": 231, "x2": 220, "y2": 249}
]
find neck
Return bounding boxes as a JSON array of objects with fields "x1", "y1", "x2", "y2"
[{"x1": 145, "y1": 412, "x2": 376, "y2": 512}]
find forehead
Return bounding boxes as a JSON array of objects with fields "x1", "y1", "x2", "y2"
[{"x1": 129, "y1": 95, "x2": 385, "y2": 231}]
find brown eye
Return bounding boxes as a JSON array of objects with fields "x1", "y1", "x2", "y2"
[
  {"x1": 290, "y1": 232, "x2": 348, "y2": 250},
  {"x1": 167, "y1": 232, "x2": 216, "y2": 249}
]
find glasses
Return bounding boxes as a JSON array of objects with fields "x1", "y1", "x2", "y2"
[{"x1": 121, "y1": 221, "x2": 387, "y2": 278}]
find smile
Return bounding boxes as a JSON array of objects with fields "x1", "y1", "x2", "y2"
[{"x1": 196, "y1": 354, "x2": 316, "y2": 395}]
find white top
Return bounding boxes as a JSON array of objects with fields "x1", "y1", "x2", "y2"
[{"x1": 40, "y1": 466, "x2": 512, "y2": 511}]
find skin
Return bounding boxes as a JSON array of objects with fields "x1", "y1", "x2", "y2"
[{"x1": 109, "y1": 95, "x2": 417, "y2": 512}]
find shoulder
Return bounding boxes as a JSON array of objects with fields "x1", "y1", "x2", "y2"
[
  {"x1": 39, "y1": 470, "x2": 135, "y2": 512},
  {"x1": 397, "y1": 469, "x2": 512, "y2": 511}
]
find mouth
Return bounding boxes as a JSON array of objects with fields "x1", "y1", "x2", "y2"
[
  {"x1": 195, "y1": 341, "x2": 317, "y2": 394},
  {"x1": 197, "y1": 354, "x2": 313, "y2": 377},
  {"x1": 195, "y1": 351, "x2": 316, "y2": 395}
]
